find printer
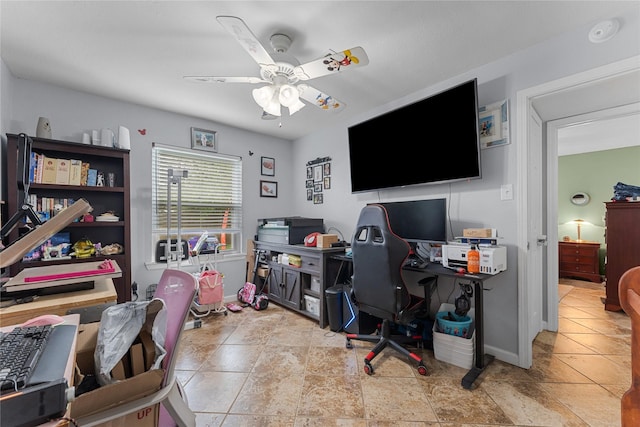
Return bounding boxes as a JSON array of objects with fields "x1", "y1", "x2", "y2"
[
  {"x1": 442, "y1": 242, "x2": 507, "y2": 275},
  {"x1": 257, "y1": 217, "x2": 324, "y2": 245}
]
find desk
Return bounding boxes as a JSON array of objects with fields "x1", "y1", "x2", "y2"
[
  {"x1": 0, "y1": 278, "x2": 117, "y2": 326},
  {"x1": 328, "y1": 255, "x2": 499, "y2": 389},
  {"x1": 0, "y1": 314, "x2": 80, "y2": 427}
]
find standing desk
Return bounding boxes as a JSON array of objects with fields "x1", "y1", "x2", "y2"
[
  {"x1": 0, "y1": 278, "x2": 117, "y2": 326},
  {"x1": 328, "y1": 255, "x2": 500, "y2": 389}
]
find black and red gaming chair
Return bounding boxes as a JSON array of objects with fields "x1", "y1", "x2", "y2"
[{"x1": 345, "y1": 203, "x2": 428, "y2": 376}]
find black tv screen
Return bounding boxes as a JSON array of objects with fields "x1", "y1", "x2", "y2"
[
  {"x1": 377, "y1": 198, "x2": 447, "y2": 244},
  {"x1": 348, "y1": 79, "x2": 481, "y2": 193}
]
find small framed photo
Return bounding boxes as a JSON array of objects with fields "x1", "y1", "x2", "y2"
[
  {"x1": 307, "y1": 189, "x2": 313, "y2": 201},
  {"x1": 260, "y1": 180, "x2": 277, "y2": 197},
  {"x1": 306, "y1": 167, "x2": 313, "y2": 179},
  {"x1": 313, "y1": 193, "x2": 323, "y2": 204},
  {"x1": 191, "y1": 127, "x2": 218, "y2": 152},
  {"x1": 323, "y1": 176, "x2": 331, "y2": 189},
  {"x1": 313, "y1": 165, "x2": 323, "y2": 182},
  {"x1": 306, "y1": 180, "x2": 314, "y2": 188},
  {"x1": 479, "y1": 99, "x2": 510, "y2": 149},
  {"x1": 314, "y1": 183, "x2": 322, "y2": 192},
  {"x1": 323, "y1": 162, "x2": 331, "y2": 176},
  {"x1": 261, "y1": 156, "x2": 275, "y2": 176}
]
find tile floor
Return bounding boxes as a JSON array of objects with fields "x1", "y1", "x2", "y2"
[{"x1": 174, "y1": 279, "x2": 631, "y2": 426}]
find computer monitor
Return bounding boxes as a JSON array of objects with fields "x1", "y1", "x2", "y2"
[{"x1": 375, "y1": 198, "x2": 447, "y2": 245}]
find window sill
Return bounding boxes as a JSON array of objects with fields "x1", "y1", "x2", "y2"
[{"x1": 144, "y1": 253, "x2": 246, "y2": 271}]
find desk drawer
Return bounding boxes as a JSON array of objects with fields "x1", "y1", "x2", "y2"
[
  {"x1": 559, "y1": 245, "x2": 597, "y2": 258},
  {"x1": 560, "y1": 261, "x2": 598, "y2": 274},
  {"x1": 300, "y1": 255, "x2": 321, "y2": 273}
]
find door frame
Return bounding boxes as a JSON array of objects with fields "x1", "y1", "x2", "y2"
[{"x1": 516, "y1": 55, "x2": 640, "y2": 369}]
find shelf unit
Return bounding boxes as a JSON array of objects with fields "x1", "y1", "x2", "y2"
[
  {"x1": 604, "y1": 202, "x2": 640, "y2": 312},
  {"x1": 4, "y1": 134, "x2": 131, "y2": 303},
  {"x1": 252, "y1": 241, "x2": 344, "y2": 327}
]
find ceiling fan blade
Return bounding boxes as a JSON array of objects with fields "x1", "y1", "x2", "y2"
[
  {"x1": 294, "y1": 47, "x2": 369, "y2": 81},
  {"x1": 298, "y1": 84, "x2": 346, "y2": 112},
  {"x1": 184, "y1": 76, "x2": 268, "y2": 84},
  {"x1": 216, "y1": 15, "x2": 277, "y2": 68}
]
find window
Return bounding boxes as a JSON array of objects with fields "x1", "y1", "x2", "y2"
[{"x1": 151, "y1": 143, "x2": 242, "y2": 259}]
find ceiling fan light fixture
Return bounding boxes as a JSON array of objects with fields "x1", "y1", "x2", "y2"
[
  {"x1": 279, "y1": 84, "x2": 299, "y2": 106},
  {"x1": 252, "y1": 85, "x2": 282, "y2": 116},
  {"x1": 252, "y1": 86, "x2": 274, "y2": 108},
  {"x1": 287, "y1": 99, "x2": 306, "y2": 115}
]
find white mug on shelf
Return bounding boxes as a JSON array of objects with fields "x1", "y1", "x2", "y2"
[
  {"x1": 92, "y1": 130, "x2": 100, "y2": 145},
  {"x1": 100, "y1": 128, "x2": 115, "y2": 147},
  {"x1": 117, "y1": 126, "x2": 130, "y2": 149},
  {"x1": 82, "y1": 132, "x2": 91, "y2": 144}
]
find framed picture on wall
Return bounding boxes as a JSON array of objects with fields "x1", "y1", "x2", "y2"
[
  {"x1": 260, "y1": 180, "x2": 277, "y2": 197},
  {"x1": 313, "y1": 165, "x2": 323, "y2": 182},
  {"x1": 261, "y1": 156, "x2": 275, "y2": 176},
  {"x1": 191, "y1": 127, "x2": 218, "y2": 152}
]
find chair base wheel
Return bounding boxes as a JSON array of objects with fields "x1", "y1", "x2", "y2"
[
  {"x1": 364, "y1": 361, "x2": 374, "y2": 375},
  {"x1": 417, "y1": 364, "x2": 427, "y2": 376}
]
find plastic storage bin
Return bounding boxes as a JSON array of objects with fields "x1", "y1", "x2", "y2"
[
  {"x1": 435, "y1": 311, "x2": 473, "y2": 338},
  {"x1": 304, "y1": 295, "x2": 320, "y2": 316},
  {"x1": 432, "y1": 303, "x2": 475, "y2": 369}
]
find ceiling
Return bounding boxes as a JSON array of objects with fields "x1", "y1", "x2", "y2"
[{"x1": 1, "y1": 1, "x2": 638, "y2": 141}]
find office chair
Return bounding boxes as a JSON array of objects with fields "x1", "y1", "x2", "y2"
[
  {"x1": 75, "y1": 269, "x2": 198, "y2": 427},
  {"x1": 345, "y1": 204, "x2": 429, "y2": 376}
]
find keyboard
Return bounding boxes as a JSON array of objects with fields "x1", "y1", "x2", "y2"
[{"x1": 0, "y1": 325, "x2": 53, "y2": 392}]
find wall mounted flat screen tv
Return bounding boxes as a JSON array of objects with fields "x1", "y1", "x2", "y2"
[
  {"x1": 348, "y1": 79, "x2": 481, "y2": 193},
  {"x1": 376, "y1": 198, "x2": 447, "y2": 244}
]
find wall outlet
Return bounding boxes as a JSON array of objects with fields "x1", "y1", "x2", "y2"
[{"x1": 501, "y1": 184, "x2": 513, "y2": 201}]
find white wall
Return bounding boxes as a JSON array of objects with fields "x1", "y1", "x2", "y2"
[
  {"x1": 291, "y1": 6, "x2": 640, "y2": 363},
  {"x1": 3, "y1": 76, "x2": 294, "y2": 296}
]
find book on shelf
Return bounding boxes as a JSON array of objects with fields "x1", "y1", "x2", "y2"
[
  {"x1": 87, "y1": 168, "x2": 98, "y2": 186},
  {"x1": 41, "y1": 155, "x2": 58, "y2": 184},
  {"x1": 69, "y1": 159, "x2": 82, "y2": 185},
  {"x1": 35, "y1": 152, "x2": 44, "y2": 183},
  {"x1": 55, "y1": 158, "x2": 71, "y2": 185},
  {"x1": 80, "y1": 162, "x2": 90, "y2": 186},
  {"x1": 29, "y1": 151, "x2": 37, "y2": 184}
]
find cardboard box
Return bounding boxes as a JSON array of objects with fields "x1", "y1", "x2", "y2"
[
  {"x1": 462, "y1": 228, "x2": 496, "y2": 238},
  {"x1": 317, "y1": 234, "x2": 339, "y2": 248},
  {"x1": 69, "y1": 300, "x2": 166, "y2": 426}
]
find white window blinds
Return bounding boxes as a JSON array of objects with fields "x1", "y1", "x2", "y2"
[{"x1": 151, "y1": 143, "x2": 242, "y2": 254}]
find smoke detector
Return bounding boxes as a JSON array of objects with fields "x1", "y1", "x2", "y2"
[{"x1": 588, "y1": 19, "x2": 620, "y2": 43}]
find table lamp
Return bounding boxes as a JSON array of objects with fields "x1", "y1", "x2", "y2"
[{"x1": 573, "y1": 218, "x2": 587, "y2": 242}]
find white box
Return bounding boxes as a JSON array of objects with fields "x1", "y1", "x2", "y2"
[
  {"x1": 303, "y1": 295, "x2": 320, "y2": 316},
  {"x1": 432, "y1": 303, "x2": 475, "y2": 369},
  {"x1": 310, "y1": 276, "x2": 321, "y2": 293}
]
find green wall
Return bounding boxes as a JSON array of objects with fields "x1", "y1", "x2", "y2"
[{"x1": 558, "y1": 145, "x2": 640, "y2": 246}]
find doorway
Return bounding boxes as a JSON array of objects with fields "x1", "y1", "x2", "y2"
[{"x1": 516, "y1": 55, "x2": 640, "y2": 369}]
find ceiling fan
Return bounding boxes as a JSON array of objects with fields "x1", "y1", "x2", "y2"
[{"x1": 184, "y1": 16, "x2": 369, "y2": 119}]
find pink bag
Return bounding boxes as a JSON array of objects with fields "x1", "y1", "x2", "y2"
[{"x1": 198, "y1": 269, "x2": 223, "y2": 305}]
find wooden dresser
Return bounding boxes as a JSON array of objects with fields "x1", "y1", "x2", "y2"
[
  {"x1": 604, "y1": 202, "x2": 640, "y2": 312},
  {"x1": 559, "y1": 240, "x2": 602, "y2": 283}
]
